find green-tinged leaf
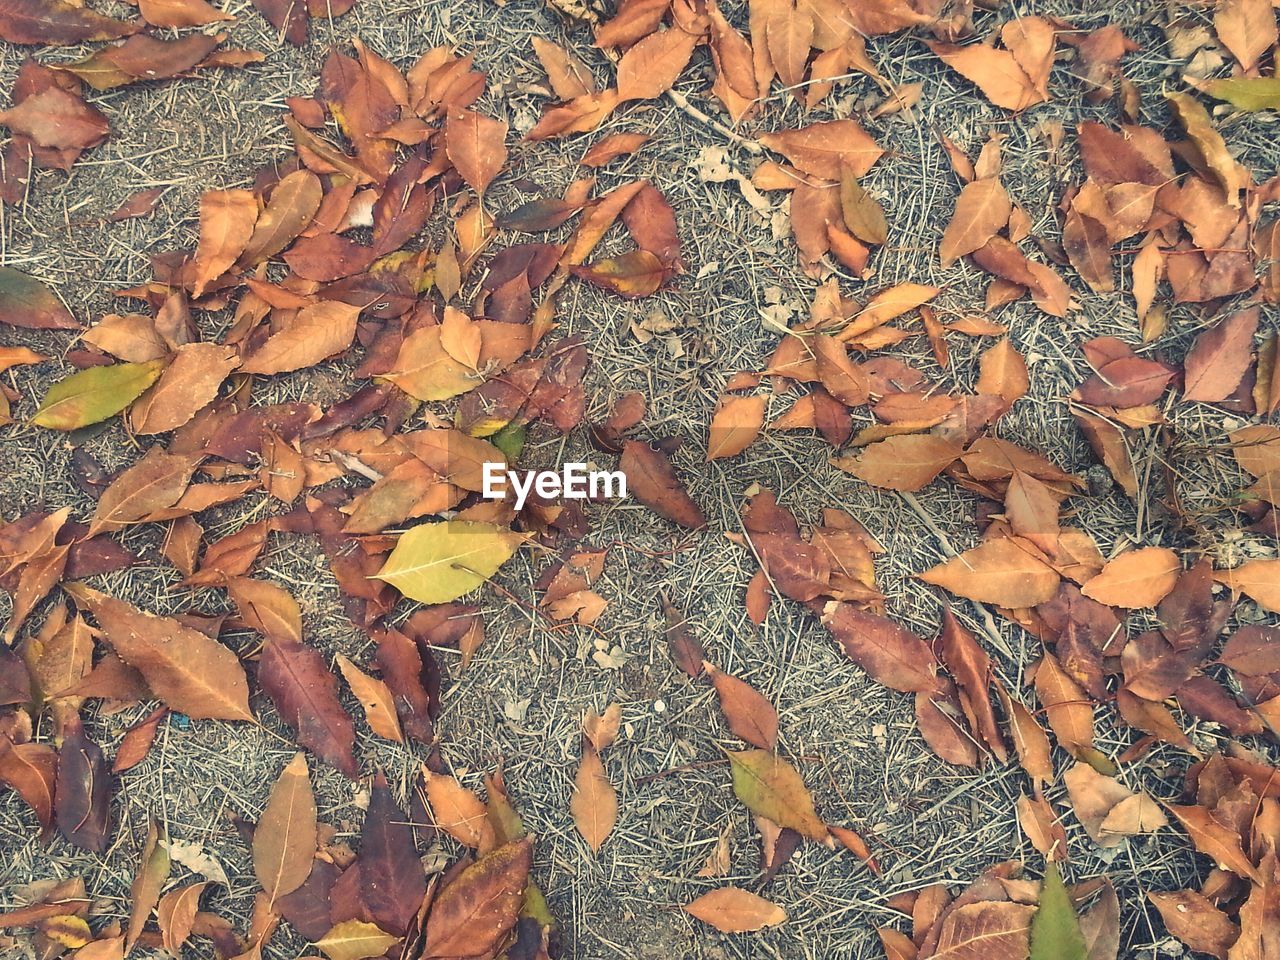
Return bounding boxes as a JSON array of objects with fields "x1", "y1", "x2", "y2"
[
  {"x1": 726, "y1": 749, "x2": 826, "y2": 841},
  {"x1": 0, "y1": 266, "x2": 79, "y2": 329},
  {"x1": 1030, "y1": 863, "x2": 1087, "y2": 960},
  {"x1": 490, "y1": 420, "x2": 527, "y2": 458},
  {"x1": 375, "y1": 520, "x2": 523, "y2": 604},
  {"x1": 33, "y1": 360, "x2": 165, "y2": 430},
  {"x1": 314, "y1": 920, "x2": 399, "y2": 960},
  {"x1": 1206, "y1": 76, "x2": 1280, "y2": 112}
]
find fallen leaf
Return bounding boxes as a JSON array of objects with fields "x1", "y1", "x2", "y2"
[
  {"x1": 1147, "y1": 890, "x2": 1238, "y2": 960},
  {"x1": 0, "y1": 738, "x2": 57, "y2": 834},
  {"x1": 1167, "y1": 92, "x2": 1245, "y2": 205},
  {"x1": 616, "y1": 27, "x2": 699, "y2": 101},
  {"x1": 0, "y1": 0, "x2": 139, "y2": 44},
  {"x1": 928, "y1": 40, "x2": 1046, "y2": 111},
  {"x1": 919, "y1": 537, "x2": 1060, "y2": 608},
  {"x1": 759, "y1": 119, "x2": 884, "y2": 180},
  {"x1": 1063, "y1": 763, "x2": 1166, "y2": 848},
  {"x1": 619, "y1": 440, "x2": 705, "y2": 528},
  {"x1": 571, "y1": 744, "x2": 616, "y2": 852},
  {"x1": 125, "y1": 817, "x2": 170, "y2": 954},
  {"x1": 54, "y1": 714, "x2": 110, "y2": 853},
  {"x1": 707, "y1": 394, "x2": 766, "y2": 460},
  {"x1": 315, "y1": 920, "x2": 399, "y2": 960},
  {"x1": 727, "y1": 749, "x2": 826, "y2": 841},
  {"x1": 421, "y1": 837, "x2": 532, "y2": 958},
  {"x1": 0, "y1": 266, "x2": 78, "y2": 329},
  {"x1": 112, "y1": 707, "x2": 167, "y2": 773},
  {"x1": 239, "y1": 169, "x2": 323, "y2": 265},
  {"x1": 423, "y1": 770, "x2": 493, "y2": 849},
  {"x1": 138, "y1": 0, "x2": 230, "y2": 27},
  {"x1": 1028, "y1": 863, "x2": 1086, "y2": 960},
  {"x1": 376, "y1": 520, "x2": 523, "y2": 604},
  {"x1": 1080, "y1": 547, "x2": 1180, "y2": 608},
  {"x1": 257, "y1": 636, "x2": 357, "y2": 778},
  {"x1": 360, "y1": 774, "x2": 426, "y2": 935},
  {"x1": 570, "y1": 249, "x2": 666, "y2": 297},
  {"x1": 705, "y1": 662, "x2": 778, "y2": 750},
  {"x1": 157, "y1": 882, "x2": 208, "y2": 954},
  {"x1": 87, "y1": 446, "x2": 200, "y2": 538},
  {"x1": 1215, "y1": 0, "x2": 1277, "y2": 73},
  {"x1": 254, "y1": 753, "x2": 317, "y2": 905},
  {"x1": 335, "y1": 655, "x2": 402, "y2": 741},
  {"x1": 446, "y1": 108, "x2": 508, "y2": 194},
  {"x1": 190, "y1": 188, "x2": 257, "y2": 297},
  {"x1": 240, "y1": 301, "x2": 361, "y2": 375},
  {"x1": 1166, "y1": 803, "x2": 1260, "y2": 882},
  {"x1": 821, "y1": 602, "x2": 938, "y2": 693},
  {"x1": 66, "y1": 585, "x2": 253, "y2": 721},
  {"x1": 1182, "y1": 308, "x2": 1259, "y2": 403},
  {"x1": 130, "y1": 342, "x2": 240, "y2": 434},
  {"x1": 684, "y1": 887, "x2": 786, "y2": 933},
  {"x1": 976, "y1": 339, "x2": 1029, "y2": 410},
  {"x1": 931, "y1": 901, "x2": 1035, "y2": 958},
  {"x1": 832, "y1": 435, "x2": 962, "y2": 491},
  {"x1": 941, "y1": 178, "x2": 1011, "y2": 267},
  {"x1": 33, "y1": 360, "x2": 165, "y2": 430}
]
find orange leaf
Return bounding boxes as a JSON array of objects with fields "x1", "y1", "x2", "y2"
[
  {"x1": 190, "y1": 189, "x2": 257, "y2": 297},
  {"x1": 940, "y1": 178, "x2": 1011, "y2": 267},
  {"x1": 918, "y1": 537, "x2": 1060, "y2": 607},
  {"x1": 684, "y1": 887, "x2": 786, "y2": 933},
  {"x1": 832, "y1": 434, "x2": 962, "y2": 492},
  {"x1": 707, "y1": 394, "x2": 765, "y2": 460},
  {"x1": 616, "y1": 27, "x2": 699, "y2": 101},
  {"x1": 1080, "y1": 546, "x2": 1180, "y2": 608}
]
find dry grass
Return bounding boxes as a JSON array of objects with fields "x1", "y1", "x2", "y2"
[{"x1": 1, "y1": 0, "x2": 1277, "y2": 958}]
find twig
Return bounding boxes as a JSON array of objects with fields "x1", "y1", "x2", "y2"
[{"x1": 665, "y1": 90, "x2": 763, "y2": 155}]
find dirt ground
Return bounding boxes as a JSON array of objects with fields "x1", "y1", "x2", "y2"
[{"x1": 1, "y1": 0, "x2": 1275, "y2": 957}]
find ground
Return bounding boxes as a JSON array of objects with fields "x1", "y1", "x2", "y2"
[{"x1": 0, "y1": 0, "x2": 1275, "y2": 958}]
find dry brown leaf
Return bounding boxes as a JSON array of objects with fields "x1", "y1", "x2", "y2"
[
  {"x1": 190, "y1": 189, "x2": 257, "y2": 298},
  {"x1": 239, "y1": 301, "x2": 361, "y2": 375},
  {"x1": 253, "y1": 753, "x2": 317, "y2": 905},
  {"x1": 445, "y1": 108, "x2": 508, "y2": 195},
  {"x1": 571, "y1": 744, "x2": 616, "y2": 853},
  {"x1": 1215, "y1": 0, "x2": 1277, "y2": 73},
  {"x1": 617, "y1": 27, "x2": 699, "y2": 102},
  {"x1": 66, "y1": 585, "x2": 253, "y2": 721},
  {"x1": 130, "y1": 342, "x2": 240, "y2": 434},
  {"x1": 704, "y1": 661, "x2": 778, "y2": 751},
  {"x1": 918, "y1": 537, "x2": 1060, "y2": 608},
  {"x1": 334, "y1": 655, "x2": 403, "y2": 742},
  {"x1": 832, "y1": 434, "x2": 962, "y2": 492},
  {"x1": 707, "y1": 394, "x2": 766, "y2": 461},
  {"x1": 940, "y1": 178, "x2": 1011, "y2": 268},
  {"x1": 684, "y1": 887, "x2": 786, "y2": 933},
  {"x1": 1080, "y1": 547, "x2": 1180, "y2": 609},
  {"x1": 423, "y1": 769, "x2": 495, "y2": 850},
  {"x1": 1217, "y1": 558, "x2": 1280, "y2": 613},
  {"x1": 975, "y1": 338, "x2": 1029, "y2": 411}
]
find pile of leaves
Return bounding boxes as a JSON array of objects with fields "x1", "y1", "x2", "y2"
[{"x1": 2, "y1": 0, "x2": 1280, "y2": 958}]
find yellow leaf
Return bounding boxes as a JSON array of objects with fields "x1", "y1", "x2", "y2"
[
  {"x1": 315, "y1": 920, "x2": 399, "y2": 960},
  {"x1": 375, "y1": 520, "x2": 523, "y2": 603}
]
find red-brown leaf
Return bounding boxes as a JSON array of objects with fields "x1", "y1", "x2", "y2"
[
  {"x1": 257, "y1": 637, "x2": 358, "y2": 778},
  {"x1": 619, "y1": 440, "x2": 705, "y2": 528}
]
